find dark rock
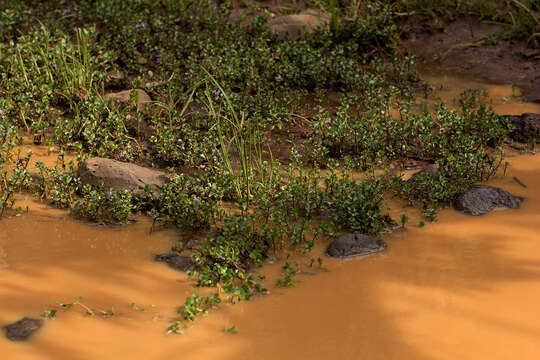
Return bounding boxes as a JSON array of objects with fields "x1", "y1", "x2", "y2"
[
  {"x1": 154, "y1": 253, "x2": 193, "y2": 271},
  {"x1": 503, "y1": 113, "x2": 540, "y2": 143},
  {"x1": 4, "y1": 317, "x2": 42, "y2": 341},
  {"x1": 326, "y1": 234, "x2": 387, "y2": 259},
  {"x1": 78, "y1": 158, "x2": 170, "y2": 197},
  {"x1": 454, "y1": 185, "x2": 523, "y2": 216},
  {"x1": 525, "y1": 83, "x2": 540, "y2": 103}
]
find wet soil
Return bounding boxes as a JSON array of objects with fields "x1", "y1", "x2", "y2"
[{"x1": 403, "y1": 19, "x2": 540, "y2": 98}]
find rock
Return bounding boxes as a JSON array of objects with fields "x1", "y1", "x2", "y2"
[
  {"x1": 525, "y1": 83, "x2": 540, "y2": 103},
  {"x1": 454, "y1": 185, "x2": 523, "y2": 216},
  {"x1": 267, "y1": 10, "x2": 330, "y2": 40},
  {"x1": 4, "y1": 317, "x2": 42, "y2": 341},
  {"x1": 78, "y1": 158, "x2": 170, "y2": 196},
  {"x1": 107, "y1": 70, "x2": 124, "y2": 80},
  {"x1": 404, "y1": 164, "x2": 440, "y2": 200},
  {"x1": 326, "y1": 234, "x2": 387, "y2": 259},
  {"x1": 503, "y1": 113, "x2": 540, "y2": 143},
  {"x1": 406, "y1": 164, "x2": 439, "y2": 185},
  {"x1": 104, "y1": 89, "x2": 151, "y2": 110},
  {"x1": 154, "y1": 253, "x2": 193, "y2": 271}
]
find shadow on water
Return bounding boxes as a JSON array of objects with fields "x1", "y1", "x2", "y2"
[
  {"x1": 0, "y1": 158, "x2": 539, "y2": 360},
  {"x1": 0, "y1": 157, "x2": 539, "y2": 360},
  {"x1": 172, "y1": 156, "x2": 540, "y2": 360}
]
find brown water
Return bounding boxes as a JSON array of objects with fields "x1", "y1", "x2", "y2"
[
  {"x1": 1, "y1": 74, "x2": 540, "y2": 360},
  {"x1": 418, "y1": 68, "x2": 540, "y2": 115}
]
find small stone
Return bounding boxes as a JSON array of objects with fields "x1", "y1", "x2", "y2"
[
  {"x1": 4, "y1": 317, "x2": 43, "y2": 341},
  {"x1": 154, "y1": 253, "x2": 193, "y2": 271},
  {"x1": 267, "y1": 10, "x2": 330, "y2": 40},
  {"x1": 104, "y1": 89, "x2": 151, "y2": 110},
  {"x1": 454, "y1": 185, "x2": 523, "y2": 216},
  {"x1": 326, "y1": 234, "x2": 387, "y2": 259}
]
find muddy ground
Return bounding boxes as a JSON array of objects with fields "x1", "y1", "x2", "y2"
[{"x1": 402, "y1": 18, "x2": 540, "y2": 102}]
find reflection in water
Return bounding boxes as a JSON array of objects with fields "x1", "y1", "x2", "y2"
[{"x1": 0, "y1": 73, "x2": 540, "y2": 359}]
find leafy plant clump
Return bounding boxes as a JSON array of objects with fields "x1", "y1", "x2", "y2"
[{"x1": 0, "y1": 0, "x2": 520, "y2": 331}]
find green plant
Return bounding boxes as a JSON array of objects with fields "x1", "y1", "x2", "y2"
[
  {"x1": 43, "y1": 309, "x2": 57, "y2": 320},
  {"x1": 0, "y1": 119, "x2": 32, "y2": 217},
  {"x1": 181, "y1": 293, "x2": 221, "y2": 321},
  {"x1": 400, "y1": 214, "x2": 409, "y2": 227},
  {"x1": 276, "y1": 262, "x2": 297, "y2": 287},
  {"x1": 167, "y1": 321, "x2": 185, "y2": 335},
  {"x1": 148, "y1": 175, "x2": 222, "y2": 231},
  {"x1": 44, "y1": 296, "x2": 115, "y2": 319},
  {"x1": 223, "y1": 325, "x2": 237, "y2": 334},
  {"x1": 34, "y1": 155, "x2": 79, "y2": 208},
  {"x1": 72, "y1": 184, "x2": 134, "y2": 223}
]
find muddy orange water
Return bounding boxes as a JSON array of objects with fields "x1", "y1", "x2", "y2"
[{"x1": 1, "y1": 75, "x2": 540, "y2": 360}]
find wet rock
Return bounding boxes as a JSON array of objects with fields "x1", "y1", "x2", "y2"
[
  {"x1": 525, "y1": 82, "x2": 540, "y2": 103},
  {"x1": 104, "y1": 89, "x2": 151, "y2": 110},
  {"x1": 78, "y1": 158, "x2": 170, "y2": 196},
  {"x1": 267, "y1": 10, "x2": 330, "y2": 40},
  {"x1": 503, "y1": 113, "x2": 540, "y2": 143},
  {"x1": 4, "y1": 317, "x2": 42, "y2": 341},
  {"x1": 154, "y1": 253, "x2": 193, "y2": 271},
  {"x1": 326, "y1": 234, "x2": 387, "y2": 259},
  {"x1": 454, "y1": 185, "x2": 523, "y2": 216}
]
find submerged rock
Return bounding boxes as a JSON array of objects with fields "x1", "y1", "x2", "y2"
[
  {"x1": 503, "y1": 113, "x2": 540, "y2": 143},
  {"x1": 78, "y1": 158, "x2": 170, "y2": 196},
  {"x1": 454, "y1": 185, "x2": 523, "y2": 216},
  {"x1": 326, "y1": 234, "x2": 387, "y2": 259},
  {"x1": 154, "y1": 253, "x2": 193, "y2": 271},
  {"x1": 267, "y1": 10, "x2": 330, "y2": 40},
  {"x1": 4, "y1": 317, "x2": 42, "y2": 341}
]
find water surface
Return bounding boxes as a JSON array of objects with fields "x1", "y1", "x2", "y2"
[{"x1": 1, "y1": 73, "x2": 539, "y2": 360}]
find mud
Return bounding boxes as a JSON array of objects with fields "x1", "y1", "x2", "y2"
[{"x1": 404, "y1": 19, "x2": 540, "y2": 97}]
